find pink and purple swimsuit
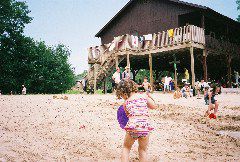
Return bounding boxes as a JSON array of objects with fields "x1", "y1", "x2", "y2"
[{"x1": 124, "y1": 97, "x2": 153, "y2": 138}]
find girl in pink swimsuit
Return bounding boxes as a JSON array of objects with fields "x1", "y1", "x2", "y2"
[{"x1": 116, "y1": 79, "x2": 157, "y2": 162}]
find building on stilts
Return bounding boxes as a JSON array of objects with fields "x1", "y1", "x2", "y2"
[{"x1": 86, "y1": 0, "x2": 240, "y2": 93}]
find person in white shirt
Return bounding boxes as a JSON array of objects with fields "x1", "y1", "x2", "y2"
[
  {"x1": 122, "y1": 66, "x2": 130, "y2": 80},
  {"x1": 112, "y1": 67, "x2": 121, "y2": 91},
  {"x1": 164, "y1": 76, "x2": 170, "y2": 93},
  {"x1": 22, "y1": 85, "x2": 26, "y2": 95}
]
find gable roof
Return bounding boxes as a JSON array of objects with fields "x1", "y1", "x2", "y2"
[{"x1": 95, "y1": 0, "x2": 240, "y2": 37}]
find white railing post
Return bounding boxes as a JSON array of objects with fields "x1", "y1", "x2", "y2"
[{"x1": 161, "y1": 31, "x2": 165, "y2": 47}]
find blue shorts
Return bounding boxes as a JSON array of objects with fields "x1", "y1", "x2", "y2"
[{"x1": 205, "y1": 99, "x2": 216, "y2": 105}]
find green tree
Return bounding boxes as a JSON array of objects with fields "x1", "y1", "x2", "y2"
[
  {"x1": 0, "y1": 0, "x2": 75, "y2": 94},
  {"x1": 0, "y1": 0, "x2": 32, "y2": 93},
  {"x1": 0, "y1": 0, "x2": 32, "y2": 36},
  {"x1": 237, "y1": 0, "x2": 240, "y2": 22}
]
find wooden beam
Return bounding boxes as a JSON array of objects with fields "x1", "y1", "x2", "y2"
[
  {"x1": 203, "y1": 49, "x2": 208, "y2": 82},
  {"x1": 190, "y1": 46, "x2": 195, "y2": 87},
  {"x1": 117, "y1": 43, "x2": 204, "y2": 56},
  {"x1": 227, "y1": 54, "x2": 232, "y2": 88},
  {"x1": 127, "y1": 53, "x2": 130, "y2": 70},
  {"x1": 93, "y1": 64, "x2": 97, "y2": 94},
  {"x1": 149, "y1": 53, "x2": 154, "y2": 89},
  {"x1": 115, "y1": 54, "x2": 119, "y2": 69},
  {"x1": 104, "y1": 77, "x2": 107, "y2": 94}
]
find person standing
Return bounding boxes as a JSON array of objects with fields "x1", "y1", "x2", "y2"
[
  {"x1": 112, "y1": 67, "x2": 121, "y2": 91},
  {"x1": 22, "y1": 85, "x2": 26, "y2": 95},
  {"x1": 234, "y1": 71, "x2": 239, "y2": 87},
  {"x1": 164, "y1": 75, "x2": 170, "y2": 93},
  {"x1": 122, "y1": 66, "x2": 130, "y2": 80}
]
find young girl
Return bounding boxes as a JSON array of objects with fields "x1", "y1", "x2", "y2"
[
  {"x1": 204, "y1": 84, "x2": 221, "y2": 117},
  {"x1": 141, "y1": 77, "x2": 152, "y2": 93},
  {"x1": 116, "y1": 79, "x2": 157, "y2": 162},
  {"x1": 173, "y1": 87, "x2": 182, "y2": 99}
]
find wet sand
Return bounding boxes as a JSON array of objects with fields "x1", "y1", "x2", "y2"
[{"x1": 0, "y1": 93, "x2": 239, "y2": 161}]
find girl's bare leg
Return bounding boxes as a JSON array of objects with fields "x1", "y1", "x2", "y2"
[
  {"x1": 205, "y1": 104, "x2": 214, "y2": 116},
  {"x1": 121, "y1": 133, "x2": 136, "y2": 162},
  {"x1": 214, "y1": 101, "x2": 219, "y2": 115},
  {"x1": 138, "y1": 135, "x2": 149, "y2": 162}
]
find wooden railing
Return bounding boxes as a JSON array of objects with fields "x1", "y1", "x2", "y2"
[
  {"x1": 88, "y1": 25, "x2": 205, "y2": 65},
  {"x1": 87, "y1": 25, "x2": 206, "y2": 81}
]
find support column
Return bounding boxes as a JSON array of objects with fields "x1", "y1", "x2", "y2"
[
  {"x1": 203, "y1": 49, "x2": 208, "y2": 82},
  {"x1": 104, "y1": 76, "x2": 107, "y2": 94},
  {"x1": 127, "y1": 53, "x2": 130, "y2": 73},
  {"x1": 190, "y1": 46, "x2": 195, "y2": 87},
  {"x1": 115, "y1": 54, "x2": 119, "y2": 69},
  {"x1": 174, "y1": 66, "x2": 177, "y2": 89},
  {"x1": 149, "y1": 53, "x2": 154, "y2": 89},
  {"x1": 127, "y1": 53, "x2": 130, "y2": 68},
  {"x1": 227, "y1": 54, "x2": 232, "y2": 88},
  {"x1": 93, "y1": 64, "x2": 97, "y2": 94}
]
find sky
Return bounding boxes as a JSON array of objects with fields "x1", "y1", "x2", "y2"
[{"x1": 22, "y1": 0, "x2": 239, "y2": 74}]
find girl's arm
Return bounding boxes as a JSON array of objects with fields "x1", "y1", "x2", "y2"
[
  {"x1": 146, "y1": 93, "x2": 157, "y2": 109},
  {"x1": 123, "y1": 102, "x2": 129, "y2": 116}
]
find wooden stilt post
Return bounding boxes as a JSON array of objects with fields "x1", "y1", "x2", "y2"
[
  {"x1": 227, "y1": 54, "x2": 232, "y2": 88},
  {"x1": 93, "y1": 64, "x2": 97, "y2": 94},
  {"x1": 149, "y1": 53, "x2": 154, "y2": 89},
  {"x1": 115, "y1": 54, "x2": 119, "y2": 69},
  {"x1": 133, "y1": 70, "x2": 136, "y2": 82},
  {"x1": 169, "y1": 54, "x2": 180, "y2": 89},
  {"x1": 103, "y1": 76, "x2": 107, "y2": 94},
  {"x1": 127, "y1": 53, "x2": 130, "y2": 73},
  {"x1": 190, "y1": 46, "x2": 195, "y2": 88},
  {"x1": 203, "y1": 49, "x2": 208, "y2": 82}
]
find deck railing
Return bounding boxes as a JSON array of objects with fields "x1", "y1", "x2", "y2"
[{"x1": 88, "y1": 25, "x2": 205, "y2": 66}]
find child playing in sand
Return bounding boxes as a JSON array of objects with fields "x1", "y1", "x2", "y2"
[
  {"x1": 116, "y1": 79, "x2": 157, "y2": 162},
  {"x1": 141, "y1": 76, "x2": 152, "y2": 93},
  {"x1": 204, "y1": 84, "x2": 221, "y2": 117},
  {"x1": 173, "y1": 87, "x2": 182, "y2": 99}
]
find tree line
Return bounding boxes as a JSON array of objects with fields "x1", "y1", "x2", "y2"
[{"x1": 0, "y1": 0, "x2": 75, "y2": 94}]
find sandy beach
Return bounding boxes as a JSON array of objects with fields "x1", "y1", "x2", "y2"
[{"x1": 0, "y1": 93, "x2": 239, "y2": 161}]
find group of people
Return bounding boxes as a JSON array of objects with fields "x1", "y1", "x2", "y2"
[
  {"x1": 112, "y1": 67, "x2": 152, "y2": 93},
  {"x1": 163, "y1": 75, "x2": 174, "y2": 93},
  {"x1": 173, "y1": 83, "x2": 192, "y2": 99},
  {"x1": 112, "y1": 66, "x2": 130, "y2": 91}
]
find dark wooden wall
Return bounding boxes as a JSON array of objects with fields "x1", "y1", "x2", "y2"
[{"x1": 99, "y1": 0, "x2": 196, "y2": 44}]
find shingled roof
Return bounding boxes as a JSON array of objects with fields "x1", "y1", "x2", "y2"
[{"x1": 95, "y1": 0, "x2": 240, "y2": 37}]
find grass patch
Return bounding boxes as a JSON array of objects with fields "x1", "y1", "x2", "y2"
[{"x1": 65, "y1": 90, "x2": 83, "y2": 94}]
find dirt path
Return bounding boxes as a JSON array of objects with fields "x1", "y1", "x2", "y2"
[{"x1": 0, "y1": 94, "x2": 239, "y2": 161}]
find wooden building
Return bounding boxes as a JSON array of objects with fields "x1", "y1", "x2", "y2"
[{"x1": 87, "y1": 0, "x2": 240, "y2": 92}]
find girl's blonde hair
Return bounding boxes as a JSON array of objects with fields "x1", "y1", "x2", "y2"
[{"x1": 116, "y1": 79, "x2": 138, "y2": 99}]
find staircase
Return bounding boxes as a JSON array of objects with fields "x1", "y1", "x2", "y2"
[{"x1": 87, "y1": 50, "x2": 124, "y2": 86}]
